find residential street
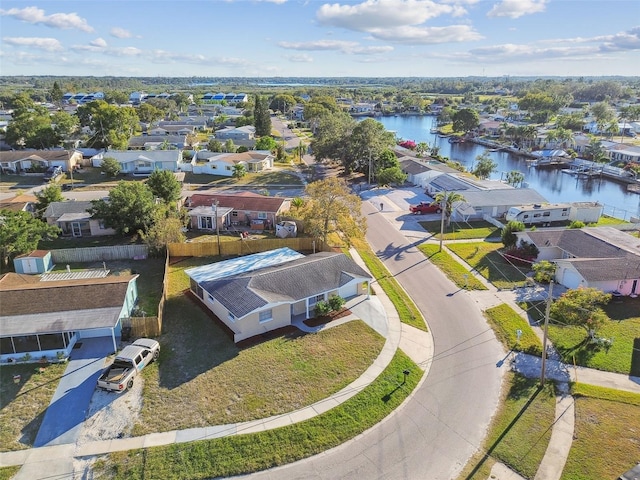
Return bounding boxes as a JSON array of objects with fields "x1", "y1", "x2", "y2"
[{"x1": 238, "y1": 196, "x2": 506, "y2": 480}]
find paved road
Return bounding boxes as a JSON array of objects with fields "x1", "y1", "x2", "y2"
[{"x1": 242, "y1": 198, "x2": 505, "y2": 480}]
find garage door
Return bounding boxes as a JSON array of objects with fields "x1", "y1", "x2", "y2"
[{"x1": 561, "y1": 269, "x2": 582, "y2": 289}]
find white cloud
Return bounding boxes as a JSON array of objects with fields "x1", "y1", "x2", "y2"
[
  {"x1": 90, "y1": 38, "x2": 108, "y2": 48},
  {"x1": 110, "y1": 27, "x2": 133, "y2": 39},
  {"x1": 370, "y1": 24, "x2": 482, "y2": 44},
  {"x1": 279, "y1": 39, "x2": 394, "y2": 55},
  {"x1": 487, "y1": 0, "x2": 547, "y2": 19},
  {"x1": 316, "y1": 0, "x2": 455, "y2": 31},
  {"x1": 2, "y1": 36, "x2": 63, "y2": 51},
  {"x1": 279, "y1": 39, "x2": 361, "y2": 51},
  {"x1": 0, "y1": 6, "x2": 94, "y2": 32},
  {"x1": 286, "y1": 53, "x2": 314, "y2": 62},
  {"x1": 464, "y1": 42, "x2": 599, "y2": 63}
]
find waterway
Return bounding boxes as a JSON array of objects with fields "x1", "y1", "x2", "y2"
[{"x1": 373, "y1": 115, "x2": 640, "y2": 220}]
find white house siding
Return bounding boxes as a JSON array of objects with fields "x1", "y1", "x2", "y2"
[
  {"x1": 234, "y1": 303, "x2": 291, "y2": 343},
  {"x1": 89, "y1": 220, "x2": 117, "y2": 237},
  {"x1": 338, "y1": 282, "x2": 359, "y2": 298},
  {"x1": 557, "y1": 265, "x2": 584, "y2": 289}
]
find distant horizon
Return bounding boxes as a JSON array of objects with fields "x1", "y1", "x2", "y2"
[{"x1": 1, "y1": 1, "x2": 638, "y2": 77}]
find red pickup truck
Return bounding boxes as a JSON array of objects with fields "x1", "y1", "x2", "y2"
[{"x1": 409, "y1": 201, "x2": 442, "y2": 214}]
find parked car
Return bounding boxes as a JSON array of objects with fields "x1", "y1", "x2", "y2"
[
  {"x1": 97, "y1": 338, "x2": 160, "y2": 392},
  {"x1": 43, "y1": 166, "x2": 63, "y2": 181},
  {"x1": 409, "y1": 201, "x2": 442, "y2": 214}
]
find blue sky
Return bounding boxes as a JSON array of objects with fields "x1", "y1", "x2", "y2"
[{"x1": 1, "y1": 0, "x2": 639, "y2": 78}]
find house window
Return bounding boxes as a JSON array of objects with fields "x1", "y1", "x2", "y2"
[
  {"x1": 199, "y1": 216, "x2": 213, "y2": 229},
  {"x1": 257, "y1": 212, "x2": 267, "y2": 219},
  {"x1": 232, "y1": 211, "x2": 238, "y2": 217},
  {"x1": 228, "y1": 312, "x2": 235, "y2": 322},
  {"x1": 309, "y1": 294, "x2": 324, "y2": 305},
  {"x1": 259, "y1": 309, "x2": 273, "y2": 323},
  {"x1": 543, "y1": 211, "x2": 551, "y2": 217},
  {"x1": 207, "y1": 293, "x2": 215, "y2": 303},
  {"x1": 225, "y1": 166, "x2": 231, "y2": 171},
  {"x1": 98, "y1": 220, "x2": 106, "y2": 229}
]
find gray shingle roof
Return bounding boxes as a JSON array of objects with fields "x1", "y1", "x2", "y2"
[
  {"x1": 200, "y1": 252, "x2": 371, "y2": 318},
  {"x1": 525, "y1": 227, "x2": 640, "y2": 282},
  {"x1": 43, "y1": 200, "x2": 93, "y2": 220}
]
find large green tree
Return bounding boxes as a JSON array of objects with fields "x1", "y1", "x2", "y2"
[
  {"x1": 310, "y1": 111, "x2": 355, "y2": 166},
  {"x1": 549, "y1": 287, "x2": 611, "y2": 337},
  {"x1": 147, "y1": 169, "x2": 181, "y2": 204},
  {"x1": 348, "y1": 118, "x2": 396, "y2": 178},
  {"x1": 0, "y1": 210, "x2": 60, "y2": 271},
  {"x1": 77, "y1": 100, "x2": 139, "y2": 149},
  {"x1": 89, "y1": 181, "x2": 157, "y2": 236},
  {"x1": 101, "y1": 157, "x2": 122, "y2": 178},
  {"x1": 452, "y1": 108, "x2": 480, "y2": 133},
  {"x1": 140, "y1": 206, "x2": 187, "y2": 255},
  {"x1": 298, "y1": 177, "x2": 365, "y2": 245},
  {"x1": 34, "y1": 184, "x2": 64, "y2": 218},
  {"x1": 472, "y1": 151, "x2": 498, "y2": 180},
  {"x1": 253, "y1": 95, "x2": 271, "y2": 137}
]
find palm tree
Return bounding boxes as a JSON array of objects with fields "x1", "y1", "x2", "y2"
[
  {"x1": 505, "y1": 170, "x2": 525, "y2": 187},
  {"x1": 432, "y1": 191, "x2": 466, "y2": 227}
]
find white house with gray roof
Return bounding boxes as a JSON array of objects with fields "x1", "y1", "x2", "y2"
[
  {"x1": 516, "y1": 227, "x2": 640, "y2": 295},
  {"x1": 91, "y1": 150, "x2": 183, "y2": 174},
  {"x1": 185, "y1": 248, "x2": 371, "y2": 343}
]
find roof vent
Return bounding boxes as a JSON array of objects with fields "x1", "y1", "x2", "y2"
[{"x1": 533, "y1": 204, "x2": 542, "y2": 208}]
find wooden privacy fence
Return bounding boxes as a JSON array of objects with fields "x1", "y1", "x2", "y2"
[
  {"x1": 123, "y1": 316, "x2": 161, "y2": 338},
  {"x1": 168, "y1": 237, "x2": 326, "y2": 257},
  {"x1": 50, "y1": 245, "x2": 149, "y2": 263}
]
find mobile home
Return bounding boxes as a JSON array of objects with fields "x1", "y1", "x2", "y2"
[{"x1": 505, "y1": 202, "x2": 603, "y2": 226}]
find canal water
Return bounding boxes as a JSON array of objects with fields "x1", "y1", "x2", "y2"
[{"x1": 374, "y1": 115, "x2": 640, "y2": 220}]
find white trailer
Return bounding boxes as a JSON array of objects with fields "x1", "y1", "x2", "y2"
[{"x1": 505, "y1": 202, "x2": 603, "y2": 225}]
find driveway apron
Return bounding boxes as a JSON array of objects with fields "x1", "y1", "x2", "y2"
[{"x1": 33, "y1": 337, "x2": 114, "y2": 447}]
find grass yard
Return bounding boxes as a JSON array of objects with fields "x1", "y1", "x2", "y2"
[
  {"x1": 523, "y1": 299, "x2": 640, "y2": 376},
  {"x1": 132, "y1": 257, "x2": 385, "y2": 435},
  {"x1": 38, "y1": 234, "x2": 141, "y2": 250},
  {"x1": 417, "y1": 220, "x2": 502, "y2": 240},
  {"x1": 0, "y1": 362, "x2": 67, "y2": 451},
  {"x1": 351, "y1": 237, "x2": 427, "y2": 331},
  {"x1": 561, "y1": 383, "x2": 640, "y2": 480},
  {"x1": 97, "y1": 350, "x2": 419, "y2": 480},
  {"x1": 417, "y1": 243, "x2": 488, "y2": 291},
  {"x1": 446, "y1": 241, "x2": 530, "y2": 290},
  {"x1": 459, "y1": 372, "x2": 557, "y2": 480},
  {"x1": 484, "y1": 304, "x2": 543, "y2": 356}
]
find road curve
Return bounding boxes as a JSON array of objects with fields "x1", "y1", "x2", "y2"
[{"x1": 241, "y1": 199, "x2": 505, "y2": 480}]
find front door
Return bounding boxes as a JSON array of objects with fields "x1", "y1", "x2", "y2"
[
  {"x1": 71, "y1": 222, "x2": 82, "y2": 237},
  {"x1": 632, "y1": 279, "x2": 638, "y2": 295}
]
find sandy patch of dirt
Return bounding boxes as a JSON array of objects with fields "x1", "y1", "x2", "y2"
[{"x1": 72, "y1": 378, "x2": 143, "y2": 478}]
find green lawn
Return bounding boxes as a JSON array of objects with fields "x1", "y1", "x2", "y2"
[
  {"x1": 97, "y1": 350, "x2": 419, "y2": 480},
  {"x1": 484, "y1": 304, "x2": 543, "y2": 356},
  {"x1": 446, "y1": 241, "x2": 530, "y2": 290},
  {"x1": 562, "y1": 384, "x2": 640, "y2": 480},
  {"x1": 459, "y1": 373, "x2": 557, "y2": 480},
  {"x1": 522, "y1": 299, "x2": 640, "y2": 376},
  {"x1": 0, "y1": 362, "x2": 67, "y2": 451},
  {"x1": 417, "y1": 220, "x2": 502, "y2": 240},
  {"x1": 417, "y1": 243, "x2": 488, "y2": 290}
]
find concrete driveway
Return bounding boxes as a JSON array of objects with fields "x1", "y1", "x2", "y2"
[{"x1": 33, "y1": 337, "x2": 114, "y2": 447}]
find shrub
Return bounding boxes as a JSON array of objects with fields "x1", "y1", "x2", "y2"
[
  {"x1": 568, "y1": 220, "x2": 585, "y2": 229},
  {"x1": 328, "y1": 295, "x2": 346, "y2": 311},
  {"x1": 314, "y1": 300, "x2": 331, "y2": 316},
  {"x1": 533, "y1": 260, "x2": 556, "y2": 283}
]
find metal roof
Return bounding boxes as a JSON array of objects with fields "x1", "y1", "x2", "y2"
[
  {"x1": 185, "y1": 247, "x2": 304, "y2": 283},
  {"x1": 41, "y1": 269, "x2": 110, "y2": 281}
]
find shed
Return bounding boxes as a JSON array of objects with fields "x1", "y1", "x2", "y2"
[{"x1": 13, "y1": 250, "x2": 53, "y2": 274}]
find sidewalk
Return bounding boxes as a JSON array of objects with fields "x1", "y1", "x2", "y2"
[{"x1": 0, "y1": 249, "x2": 434, "y2": 478}]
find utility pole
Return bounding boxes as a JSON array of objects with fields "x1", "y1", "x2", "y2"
[
  {"x1": 439, "y1": 190, "x2": 446, "y2": 252},
  {"x1": 214, "y1": 200, "x2": 221, "y2": 255},
  {"x1": 540, "y1": 280, "x2": 553, "y2": 387}
]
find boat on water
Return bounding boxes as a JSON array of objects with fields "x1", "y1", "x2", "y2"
[{"x1": 448, "y1": 136, "x2": 464, "y2": 143}]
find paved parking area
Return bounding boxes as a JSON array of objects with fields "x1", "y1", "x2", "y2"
[{"x1": 33, "y1": 337, "x2": 114, "y2": 447}]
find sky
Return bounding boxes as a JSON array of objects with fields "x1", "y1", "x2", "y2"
[{"x1": 0, "y1": 0, "x2": 639, "y2": 78}]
